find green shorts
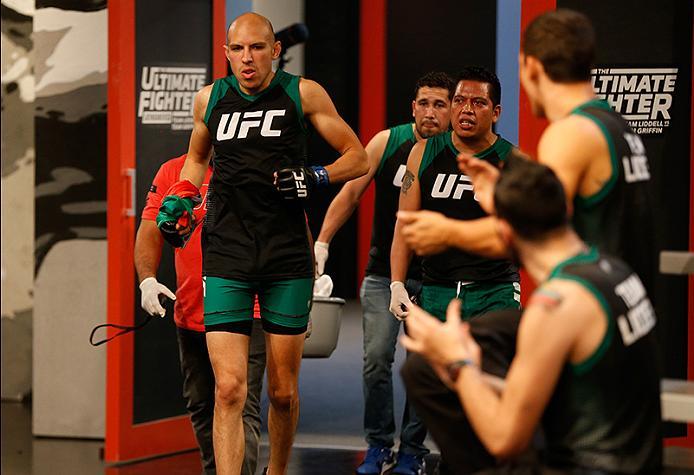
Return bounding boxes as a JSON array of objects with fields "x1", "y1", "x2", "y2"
[
  {"x1": 421, "y1": 281, "x2": 520, "y2": 321},
  {"x1": 204, "y1": 276, "x2": 313, "y2": 335}
]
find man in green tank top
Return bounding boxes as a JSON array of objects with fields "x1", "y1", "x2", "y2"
[
  {"x1": 401, "y1": 159, "x2": 661, "y2": 473},
  {"x1": 397, "y1": 10, "x2": 655, "y2": 296},
  {"x1": 391, "y1": 66, "x2": 520, "y2": 324},
  {"x1": 167, "y1": 13, "x2": 368, "y2": 475},
  {"x1": 313, "y1": 72, "x2": 454, "y2": 475}
]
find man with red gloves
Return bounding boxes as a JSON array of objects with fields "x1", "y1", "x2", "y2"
[
  {"x1": 136, "y1": 154, "x2": 266, "y2": 475},
  {"x1": 158, "y1": 12, "x2": 367, "y2": 475}
]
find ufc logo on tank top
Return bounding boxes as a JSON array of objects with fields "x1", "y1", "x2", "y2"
[
  {"x1": 393, "y1": 164, "x2": 407, "y2": 187},
  {"x1": 216, "y1": 109, "x2": 286, "y2": 140},
  {"x1": 430, "y1": 173, "x2": 477, "y2": 200}
]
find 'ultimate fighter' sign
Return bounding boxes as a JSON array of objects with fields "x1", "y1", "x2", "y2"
[
  {"x1": 591, "y1": 67, "x2": 678, "y2": 135},
  {"x1": 138, "y1": 66, "x2": 208, "y2": 131}
]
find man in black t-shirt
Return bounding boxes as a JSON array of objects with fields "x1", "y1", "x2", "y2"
[{"x1": 314, "y1": 72, "x2": 455, "y2": 475}]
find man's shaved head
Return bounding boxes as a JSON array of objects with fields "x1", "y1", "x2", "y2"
[
  {"x1": 223, "y1": 12, "x2": 281, "y2": 94},
  {"x1": 227, "y1": 12, "x2": 275, "y2": 45}
]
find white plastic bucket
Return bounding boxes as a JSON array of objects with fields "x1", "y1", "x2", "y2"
[{"x1": 302, "y1": 296, "x2": 345, "y2": 358}]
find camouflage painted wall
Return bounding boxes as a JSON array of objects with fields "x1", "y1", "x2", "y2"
[
  {"x1": 1, "y1": 0, "x2": 35, "y2": 400},
  {"x1": 34, "y1": 0, "x2": 107, "y2": 265},
  {"x1": 31, "y1": 0, "x2": 107, "y2": 437}
]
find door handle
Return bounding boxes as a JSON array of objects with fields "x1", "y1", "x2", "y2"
[{"x1": 124, "y1": 168, "x2": 136, "y2": 217}]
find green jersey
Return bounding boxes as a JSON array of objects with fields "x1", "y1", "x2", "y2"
[
  {"x1": 570, "y1": 99, "x2": 655, "y2": 295},
  {"x1": 543, "y1": 247, "x2": 662, "y2": 473},
  {"x1": 367, "y1": 123, "x2": 421, "y2": 279},
  {"x1": 418, "y1": 132, "x2": 518, "y2": 284},
  {"x1": 202, "y1": 70, "x2": 312, "y2": 281}
]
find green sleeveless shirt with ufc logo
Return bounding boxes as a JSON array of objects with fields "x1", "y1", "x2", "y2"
[
  {"x1": 570, "y1": 99, "x2": 655, "y2": 295},
  {"x1": 367, "y1": 123, "x2": 421, "y2": 279},
  {"x1": 418, "y1": 132, "x2": 519, "y2": 284},
  {"x1": 202, "y1": 70, "x2": 312, "y2": 281},
  {"x1": 542, "y1": 247, "x2": 662, "y2": 472}
]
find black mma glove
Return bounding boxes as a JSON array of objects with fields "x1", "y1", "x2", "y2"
[{"x1": 275, "y1": 165, "x2": 330, "y2": 200}]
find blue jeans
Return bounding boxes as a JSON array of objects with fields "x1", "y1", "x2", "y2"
[{"x1": 360, "y1": 274, "x2": 427, "y2": 456}]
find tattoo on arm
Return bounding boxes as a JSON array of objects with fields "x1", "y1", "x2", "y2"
[
  {"x1": 401, "y1": 170, "x2": 415, "y2": 195},
  {"x1": 529, "y1": 287, "x2": 564, "y2": 310}
]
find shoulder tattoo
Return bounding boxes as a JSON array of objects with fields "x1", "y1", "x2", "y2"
[
  {"x1": 528, "y1": 287, "x2": 564, "y2": 311},
  {"x1": 401, "y1": 170, "x2": 415, "y2": 195}
]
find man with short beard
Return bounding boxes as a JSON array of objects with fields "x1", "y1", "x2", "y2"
[{"x1": 314, "y1": 72, "x2": 455, "y2": 475}]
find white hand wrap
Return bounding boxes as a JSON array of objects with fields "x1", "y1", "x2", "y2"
[
  {"x1": 389, "y1": 281, "x2": 411, "y2": 320},
  {"x1": 139, "y1": 277, "x2": 176, "y2": 317},
  {"x1": 314, "y1": 241, "x2": 330, "y2": 277}
]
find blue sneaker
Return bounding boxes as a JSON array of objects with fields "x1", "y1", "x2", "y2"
[
  {"x1": 356, "y1": 445, "x2": 395, "y2": 475},
  {"x1": 392, "y1": 453, "x2": 425, "y2": 475}
]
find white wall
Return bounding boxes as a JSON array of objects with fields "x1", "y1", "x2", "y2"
[
  {"x1": 254, "y1": 0, "x2": 305, "y2": 76},
  {"x1": 225, "y1": 0, "x2": 305, "y2": 76},
  {"x1": 1, "y1": 0, "x2": 35, "y2": 401}
]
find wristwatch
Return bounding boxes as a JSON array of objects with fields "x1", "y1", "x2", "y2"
[{"x1": 446, "y1": 358, "x2": 476, "y2": 382}]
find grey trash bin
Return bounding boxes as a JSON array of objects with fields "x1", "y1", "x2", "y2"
[{"x1": 303, "y1": 296, "x2": 345, "y2": 358}]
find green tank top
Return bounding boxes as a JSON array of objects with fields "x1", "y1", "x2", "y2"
[
  {"x1": 569, "y1": 99, "x2": 655, "y2": 295},
  {"x1": 542, "y1": 247, "x2": 662, "y2": 472},
  {"x1": 202, "y1": 70, "x2": 312, "y2": 280},
  {"x1": 367, "y1": 123, "x2": 421, "y2": 279},
  {"x1": 418, "y1": 132, "x2": 518, "y2": 284}
]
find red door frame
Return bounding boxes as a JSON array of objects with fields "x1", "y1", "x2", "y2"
[
  {"x1": 105, "y1": 0, "x2": 226, "y2": 463},
  {"x1": 357, "y1": 0, "x2": 387, "y2": 286},
  {"x1": 673, "y1": 7, "x2": 694, "y2": 448},
  {"x1": 515, "y1": 0, "x2": 555, "y2": 307}
]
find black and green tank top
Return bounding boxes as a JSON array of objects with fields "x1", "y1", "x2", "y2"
[
  {"x1": 366, "y1": 123, "x2": 421, "y2": 279},
  {"x1": 202, "y1": 70, "x2": 312, "y2": 280},
  {"x1": 542, "y1": 247, "x2": 662, "y2": 473},
  {"x1": 418, "y1": 132, "x2": 518, "y2": 284},
  {"x1": 570, "y1": 99, "x2": 655, "y2": 295}
]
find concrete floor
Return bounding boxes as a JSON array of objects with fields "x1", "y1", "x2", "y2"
[
  {"x1": 0, "y1": 399, "x2": 439, "y2": 475},
  {"x1": 1, "y1": 299, "x2": 440, "y2": 474},
  {"x1": 3, "y1": 298, "x2": 694, "y2": 474}
]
